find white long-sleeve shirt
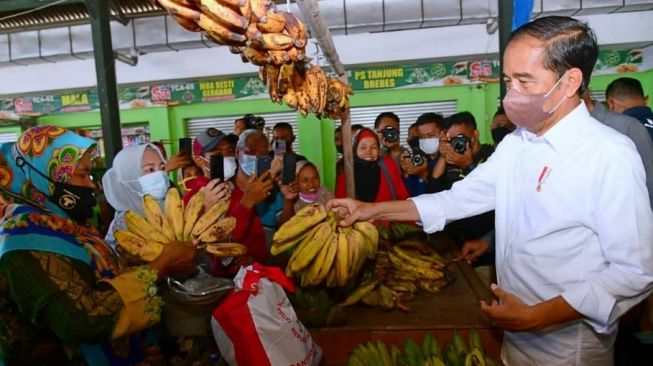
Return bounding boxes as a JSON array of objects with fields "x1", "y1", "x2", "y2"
[{"x1": 412, "y1": 102, "x2": 653, "y2": 363}]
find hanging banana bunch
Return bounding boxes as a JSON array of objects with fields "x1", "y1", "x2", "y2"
[{"x1": 155, "y1": 0, "x2": 352, "y2": 119}]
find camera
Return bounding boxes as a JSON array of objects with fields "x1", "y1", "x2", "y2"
[
  {"x1": 450, "y1": 134, "x2": 470, "y2": 154},
  {"x1": 242, "y1": 114, "x2": 265, "y2": 130},
  {"x1": 380, "y1": 127, "x2": 399, "y2": 143},
  {"x1": 407, "y1": 138, "x2": 425, "y2": 166}
]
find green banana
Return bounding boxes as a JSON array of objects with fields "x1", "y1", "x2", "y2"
[
  {"x1": 404, "y1": 338, "x2": 423, "y2": 366},
  {"x1": 485, "y1": 356, "x2": 498, "y2": 366},
  {"x1": 446, "y1": 345, "x2": 460, "y2": 366},
  {"x1": 423, "y1": 333, "x2": 434, "y2": 358},
  {"x1": 430, "y1": 334, "x2": 443, "y2": 360},
  {"x1": 469, "y1": 328, "x2": 484, "y2": 354},
  {"x1": 377, "y1": 224, "x2": 391, "y2": 241},
  {"x1": 452, "y1": 330, "x2": 469, "y2": 356},
  {"x1": 376, "y1": 340, "x2": 393, "y2": 366},
  {"x1": 390, "y1": 345, "x2": 401, "y2": 365},
  {"x1": 365, "y1": 341, "x2": 384, "y2": 366},
  {"x1": 464, "y1": 348, "x2": 486, "y2": 366},
  {"x1": 432, "y1": 356, "x2": 447, "y2": 366}
]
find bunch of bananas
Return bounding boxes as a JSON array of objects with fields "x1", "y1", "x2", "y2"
[
  {"x1": 114, "y1": 189, "x2": 247, "y2": 261},
  {"x1": 155, "y1": 0, "x2": 353, "y2": 119},
  {"x1": 347, "y1": 330, "x2": 497, "y2": 366},
  {"x1": 270, "y1": 204, "x2": 379, "y2": 287},
  {"x1": 340, "y1": 238, "x2": 453, "y2": 312},
  {"x1": 260, "y1": 63, "x2": 353, "y2": 118}
]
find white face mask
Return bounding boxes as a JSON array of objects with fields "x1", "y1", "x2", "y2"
[
  {"x1": 138, "y1": 171, "x2": 170, "y2": 200},
  {"x1": 419, "y1": 138, "x2": 439, "y2": 155},
  {"x1": 223, "y1": 156, "x2": 237, "y2": 181}
]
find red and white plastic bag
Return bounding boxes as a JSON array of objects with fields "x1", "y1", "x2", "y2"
[{"x1": 211, "y1": 264, "x2": 323, "y2": 366}]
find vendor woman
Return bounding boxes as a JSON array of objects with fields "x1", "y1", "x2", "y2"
[{"x1": 0, "y1": 126, "x2": 196, "y2": 365}]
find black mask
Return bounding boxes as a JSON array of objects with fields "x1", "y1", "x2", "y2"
[
  {"x1": 491, "y1": 127, "x2": 513, "y2": 144},
  {"x1": 49, "y1": 182, "x2": 97, "y2": 223},
  {"x1": 336, "y1": 144, "x2": 343, "y2": 154}
]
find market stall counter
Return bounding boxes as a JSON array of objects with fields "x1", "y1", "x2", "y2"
[{"x1": 307, "y1": 260, "x2": 503, "y2": 365}]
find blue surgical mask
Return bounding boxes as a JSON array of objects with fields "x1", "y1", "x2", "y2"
[
  {"x1": 138, "y1": 171, "x2": 170, "y2": 200},
  {"x1": 239, "y1": 153, "x2": 257, "y2": 176}
]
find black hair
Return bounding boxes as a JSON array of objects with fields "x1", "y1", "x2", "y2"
[
  {"x1": 374, "y1": 112, "x2": 400, "y2": 129},
  {"x1": 446, "y1": 111, "x2": 477, "y2": 130},
  {"x1": 273, "y1": 122, "x2": 294, "y2": 133},
  {"x1": 415, "y1": 112, "x2": 445, "y2": 129},
  {"x1": 335, "y1": 124, "x2": 364, "y2": 133},
  {"x1": 494, "y1": 106, "x2": 506, "y2": 117},
  {"x1": 605, "y1": 77, "x2": 645, "y2": 100},
  {"x1": 408, "y1": 122, "x2": 418, "y2": 130},
  {"x1": 509, "y1": 16, "x2": 598, "y2": 95}
]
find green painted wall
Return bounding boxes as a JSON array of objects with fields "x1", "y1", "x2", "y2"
[{"x1": 36, "y1": 69, "x2": 653, "y2": 190}]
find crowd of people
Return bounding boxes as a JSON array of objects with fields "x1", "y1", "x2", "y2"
[{"x1": 1, "y1": 14, "x2": 652, "y2": 366}]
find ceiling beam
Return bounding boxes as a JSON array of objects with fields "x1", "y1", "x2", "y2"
[{"x1": 0, "y1": 0, "x2": 83, "y2": 13}]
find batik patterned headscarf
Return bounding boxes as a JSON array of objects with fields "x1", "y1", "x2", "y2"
[{"x1": 0, "y1": 126, "x2": 120, "y2": 279}]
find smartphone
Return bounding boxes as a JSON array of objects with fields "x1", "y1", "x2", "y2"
[
  {"x1": 273, "y1": 140, "x2": 287, "y2": 156},
  {"x1": 210, "y1": 155, "x2": 224, "y2": 181},
  {"x1": 282, "y1": 154, "x2": 297, "y2": 185},
  {"x1": 179, "y1": 137, "x2": 192, "y2": 154},
  {"x1": 255, "y1": 155, "x2": 272, "y2": 178}
]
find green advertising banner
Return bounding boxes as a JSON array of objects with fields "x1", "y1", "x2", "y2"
[{"x1": 0, "y1": 48, "x2": 645, "y2": 118}]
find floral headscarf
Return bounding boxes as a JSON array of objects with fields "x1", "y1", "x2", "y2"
[{"x1": 0, "y1": 126, "x2": 96, "y2": 215}]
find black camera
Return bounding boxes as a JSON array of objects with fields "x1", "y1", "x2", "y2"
[
  {"x1": 242, "y1": 114, "x2": 265, "y2": 130},
  {"x1": 381, "y1": 127, "x2": 399, "y2": 143},
  {"x1": 407, "y1": 138, "x2": 425, "y2": 166},
  {"x1": 450, "y1": 134, "x2": 470, "y2": 154}
]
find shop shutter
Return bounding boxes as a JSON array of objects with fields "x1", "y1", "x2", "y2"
[
  {"x1": 345, "y1": 101, "x2": 458, "y2": 145},
  {"x1": 591, "y1": 90, "x2": 606, "y2": 103},
  {"x1": 0, "y1": 131, "x2": 18, "y2": 144},
  {"x1": 186, "y1": 111, "x2": 300, "y2": 151}
]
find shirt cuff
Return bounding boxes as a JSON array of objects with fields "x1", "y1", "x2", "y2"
[
  {"x1": 102, "y1": 266, "x2": 163, "y2": 339},
  {"x1": 561, "y1": 282, "x2": 616, "y2": 333},
  {"x1": 409, "y1": 194, "x2": 446, "y2": 233}
]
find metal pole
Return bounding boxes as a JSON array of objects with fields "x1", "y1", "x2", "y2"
[
  {"x1": 498, "y1": 0, "x2": 513, "y2": 102},
  {"x1": 85, "y1": 0, "x2": 122, "y2": 167}
]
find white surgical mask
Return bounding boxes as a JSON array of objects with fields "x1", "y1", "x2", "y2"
[
  {"x1": 239, "y1": 153, "x2": 257, "y2": 176},
  {"x1": 419, "y1": 138, "x2": 439, "y2": 155},
  {"x1": 223, "y1": 156, "x2": 237, "y2": 180},
  {"x1": 138, "y1": 171, "x2": 170, "y2": 200}
]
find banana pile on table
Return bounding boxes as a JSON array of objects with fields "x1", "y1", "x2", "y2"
[
  {"x1": 347, "y1": 330, "x2": 497, "y2": 366},
  {"x1": 155, "y1": 0, "x2": 352, "y2": 119},
  {"x1": 270, "y1": 204, "x2": 379, "y2": 287},
  {"x1": 115, "y1": 189, "x2": 247, "y2": 261},
  {"x1": 339, "y1": 224, "x2": 454, "y2": 311}
]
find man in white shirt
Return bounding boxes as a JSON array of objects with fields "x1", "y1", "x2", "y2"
[{"x1": 328, "y1": 16, "x2": 653, "y2": 366}]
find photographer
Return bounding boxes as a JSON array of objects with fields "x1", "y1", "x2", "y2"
[
  {"x1": 234, "y1": 113, "x2": 265, "y2": 136},
  {"x1": 400, "y1": 113, "x2": 445, "y2": 196},
  {"x1": 374, "y1": 112, "x2": 402, "y2": 166}
]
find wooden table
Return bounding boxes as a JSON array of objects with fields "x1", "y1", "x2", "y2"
[{"x1": 308, "y1": 261, "x2": 504, "y2": 365}]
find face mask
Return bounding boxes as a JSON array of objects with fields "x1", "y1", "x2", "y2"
[
  {"x1": 336, "y1": 145, "x2": 343, "y2": 154},
  {"x1": 502, "y1": 72, "x2": 567, "y2": 131},
  {"x1": 419, "y1": 138, "x2": 439, "y2": 155},
  {"x1": 239, "y1": 153, "x2": 257, "y2": 176},
  {"x1": 299, "y1": 191, "x2": 320, "y2": 203},
  {"x1": 491, "y1": 126, "x2": 513, "y2": 144},
  {"x1": 223, "y1": 156, "x2": 237, "y2": 181},
  {"x1": 138, "y1": 170, "x2": 170, "y2": 200},
  {"x1": 50, "y1": 182, "x2": 97, "y2": 223}
]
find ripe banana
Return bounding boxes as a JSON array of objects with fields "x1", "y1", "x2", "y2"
[
  {"x1": 182, "y1": 191, "x2": 205, "y2": 240},
  {"x1": 245, "y1": 22, "x2": 262, "y2": 46},
  {"x1": 282, "y1": 89, "x2": 299, "y2": 110},
  {"x1": 282, "y1": 12, "x2": 308, "y2": 48},
  {"x1": 158, "y1": 0, "x2": 201, "y2": 21},
  {"x1": 198, "y1": 0, "x2": 249, "y2": 32},
  {"x1": 238, "y1": 0, "x2": 251, "y2": 20},
  {"x1": 258, "y1": 65, "x2": 268, "y2": 84},
  {"x1": 205, "y1": 242, "x2": 247, "y2": 257},
  {"x1": 309, "y1": 229, "x2": 338, "y2": 285},
  {"x1": 266, "y1": 64, "x2": 281, "y2": 103},
  {"x1": 115, "y1": 230, "x2": 164, "y2": 262},
  {"x1": 340, "y1": 280, "x2": 378, "y2": 306},
  {"x1": 353, "y1": 221, "x2": 379, "y2": 259},
  {"x1": 191, "y1": 200, "x2": 229, "y2": 238},
  {"x1": 387, "y1": 250, "x2": 444, "y2": 280},
  {"x1": 278, "y1": 63, "x2": 294, "y2": 95},
  {"x1": 273, "y1": 203, "x2": 327, "y2": 244},
  {"x1": 287, "y1": 221, "x2": 332, "y2": 273},
  {"x1": 228, "y1": 45, "x2": 244, "y2": 54},
  {"x1": 215, "y1": 0, "x2": 242, "y2": 8},
  {"x1": 143, "y1": 194, "x2": 175, "y2": 242},
  {"x1": 335, "y1": 230, "x2": 350, "y2": 286},
  {"x1": 124, "y1": 210, "x2": 171, "y2": 244},
  {"x1": 257, "y1": 11, "x2": 286, "y2": 33},
  {"x1": 270, "y1": 222, "x2": 314, "y2": 255},
  {"x1": 392, "y1": 246, "x2": 445, "y2": 271},
  {"x1": 304, "y1": 66, "x2": 328, "y2": 113},
  {"x1": 243, "y1": 46, "x2": 270, "y2": 66},
  {"x1": 165, "y1": 188, "x2": 184, "y2": 241},
  {"x1": 197, "y1": 14, "x2": 247, "y2": 45},
  {"x1": 268, "y1": 50, "x2": 291, "y2": 65},
  {"x1": 259, "y1": 32, "x2": 295, "y2": 51},
  {"x1": 250, "y1": 0, "x2": 271, "y2": 23},
  {"x1": 198, "y1": 216, "x2": 237, "y2": 243}
]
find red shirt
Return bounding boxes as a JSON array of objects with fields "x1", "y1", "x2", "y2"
[
  {"x1": 335, "y1": 157, "x2": 410, "y2": 202},
  {"x1": 182, "y1": 180, "x2": 267, "y2": 276}
]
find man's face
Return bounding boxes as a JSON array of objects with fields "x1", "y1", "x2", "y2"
[
  {"x1": 446, "y1": 124, "x2": 479, "y2": 150},
  {"x1": 491, "y1": 114, "x2": 515, "y2": 130},
  {"x1": 417, "y1": 122, "x2": 441, "y2": 139},
  {"x1": 376, "y1": 117, "x2": 400, "y2": 148},
  {"x1": 244, "y1": 135, "x2": 269, "y2": 157},
  {"x1": 503, "y1": 36, "x2": 569, "y2": 113}
]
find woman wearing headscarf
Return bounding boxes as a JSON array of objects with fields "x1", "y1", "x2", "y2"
[
  {"x1": 0, "y1": 126, "x2": 196, "y2": 365},
  {"x1": 335, "y1": 127, "x2": 409, "y2": 202},
  {"x1": 102, "y1": 143, "x2": 170, "y2": 250}
]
